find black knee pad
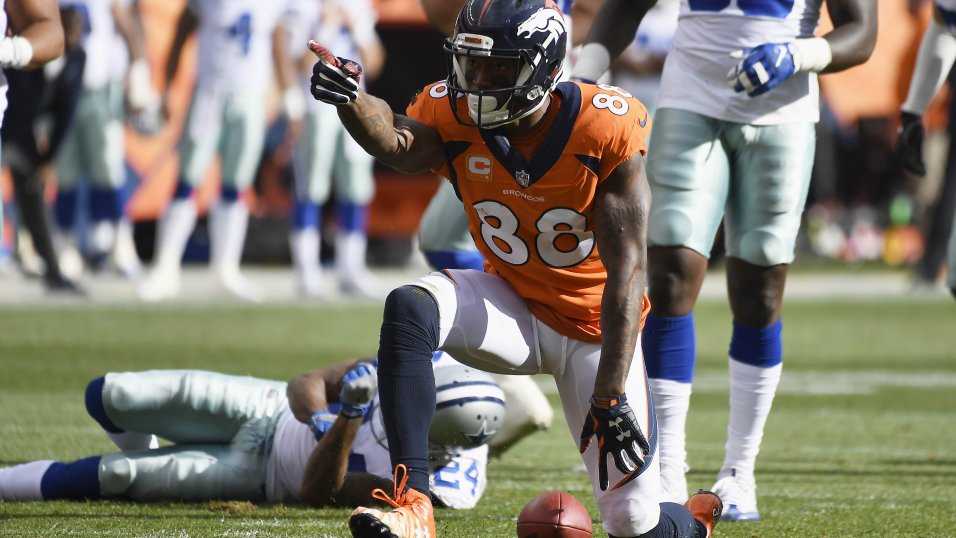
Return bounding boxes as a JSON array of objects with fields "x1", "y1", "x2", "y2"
[{"x1": 379, "y1": 285, "x2": 440, "y2": 370}]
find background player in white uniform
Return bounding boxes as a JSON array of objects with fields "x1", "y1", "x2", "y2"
[
  {"x1": 0, "y1": 354, "x2": 498, "y2": 510},
  {"x1": 1, "y1": 0, "x2": 66, "y2": 240},
  {"x1": 284, "y1": 0, "x2": 385, "y2": 299},
  {"x1": 572, "y1": 0, "x2": 877, "y2": 522},
  {"x1": 53, "y1": 0, "x2": 151, "y2": 280},
  {"x1": 137, "y1": 0, "x2": 297, "y2": 302},
  {"x1": 898, "y1": 0, "x2": 956, "y2": 300}
]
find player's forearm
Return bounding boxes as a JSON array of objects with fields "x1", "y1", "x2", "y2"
[
  {"x1": 820, "y1": 0, "x2": 877, "y2": 72},
  {"x1": 299, "y1": 417, "x2": 361, "y2": 507},
  {"x1": 113, "y1": 2, "x2": 146, "y2": 62},
  {"x1": 902, "y1": 18, "x2": 956, "y2": 115},
  {"x1": 338, "y1": 92, "x2": 442, "y2": 175},
  {"x1": 164, "y1": 9, "x2": 197, "y2": 92},
  {"x1": 573, "y1": 0, "x2": 656, "y2": 81},
  {"x1": 593, "y1": 169, "x2": 650, "y2": 396}
]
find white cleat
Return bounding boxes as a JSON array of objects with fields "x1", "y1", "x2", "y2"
[
  {"x1": 57, "y1": 244, "x2": 85, "y2": 281},
  {"x1": 136, "y1": 266, "x2": 181, "y2": 302},
  {"x1": 711, "y1": 469, "x2": 760, "y2": 522},
  {"x1": 110, "y1": 231, "x2": 143, "y2": 281},
  {"x1": 218, "y1": 268, "x2": 264, "y2": 303},
  {"x1": 339, "y1": 269, "x2": 383, "y2": 300},
  {"x1": 297, "y1": 273, "x2": 326, "y2": 299}
]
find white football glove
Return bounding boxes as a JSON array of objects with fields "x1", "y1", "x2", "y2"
[
  {"x1": 308, "y1": 40, "x2": 363, "y2": 105},
  {"x1": 339, "y1": 362, "x2": 377, "y2": 418}
]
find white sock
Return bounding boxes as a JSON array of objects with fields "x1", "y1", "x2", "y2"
[
  {"x1": 89, "y1": 220, "x2": 117, "y2": 257},
  {"x1": 290, "y1": 228, "x2": 321, "y2": 287},
  {"x1": 335, "y1": 230, "x2": 368, "y2": 278},
  {"x1": 0, "y1": 460, "x2": 55, "y2": 501},
  {"x1": 720, "y1": 358, "x2": 782, "y2": 478},
  {"x1": 154, "y1": 198, "x2": 197, "y2": 271},
  {"x1": 649, "y1": 378, "x2": 692, "y2": 477},
  {"x1": 209, "y1": 200, "x2": 249, "y2": 275},
  {"x1": 106, "y1": 432, "x2": 159, "y2": 451}
]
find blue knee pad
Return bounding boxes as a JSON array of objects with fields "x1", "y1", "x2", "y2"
[
  {"x1": 643, "y1": 313, "x2": 696, "y2": 383},
  {"x1": 729, "y1": 320, "x2": 782, "y2": 367},
  {"x1": 85, "y1": 376, "x2": 123, "y2": 433}
]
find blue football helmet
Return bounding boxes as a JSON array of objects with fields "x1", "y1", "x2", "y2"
[{"x1": 444, "y1": 0, "x2": 567, "y2": 128}]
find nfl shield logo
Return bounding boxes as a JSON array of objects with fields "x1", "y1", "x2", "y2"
[{"x1": 515, "y1": 170, "x2": 530, "y2": 187}]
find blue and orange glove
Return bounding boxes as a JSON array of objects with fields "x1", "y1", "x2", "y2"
[
  {"x1": 579, "y1": 393, "x2": 650, "y2": 491},
  {"x1": 308, "y1": 40, "x2": 362, "y2": 105}
]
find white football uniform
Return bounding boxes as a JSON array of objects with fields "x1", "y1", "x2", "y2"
[
  {"x1": 56, "y1": 0, "x2": 128, "y2": 189},
  {"x1": 268, "y1": 352, "x2": 488, "y2": 509},
  {"x1": 94, "y1": 364, "x2": 488, "y2": 508},
  {"x1": 658, "y1": 0, "x2": 823, "y2": 125},
  {"x1": 647, "y1": 0, "x2": 820, "y2": 265},
  {"x1": 178, "y1": 0, "x2": 291, "y2": 190},
  {"x1": 288, "y1": 0, "x2": 376, "y2": 206}
]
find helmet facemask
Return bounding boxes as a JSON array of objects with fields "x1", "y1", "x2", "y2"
[{"x1": 444, "y1": 32, "x2": 559, "y2": 128}]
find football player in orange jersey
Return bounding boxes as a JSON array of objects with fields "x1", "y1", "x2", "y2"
[{"x1": 308, "y1": 0, "x2": 721, "y2": 536}]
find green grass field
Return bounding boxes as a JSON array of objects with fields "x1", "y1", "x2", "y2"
[{"x1": 1, "y1": 297, "x2": 954, "y2": 537}]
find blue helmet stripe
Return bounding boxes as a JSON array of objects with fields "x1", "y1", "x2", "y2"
[{"x1": 436, "y1": 396, "x2": 505, "y2": 410}]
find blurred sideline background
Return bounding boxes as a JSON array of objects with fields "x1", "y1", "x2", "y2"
[{"x1": 1, "y1": 0, "x2": 954, "y2": 299}]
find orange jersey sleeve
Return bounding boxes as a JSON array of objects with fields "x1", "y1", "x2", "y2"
[{"x1": 407, "y1": 81, "x2": 651, "y2": 342}]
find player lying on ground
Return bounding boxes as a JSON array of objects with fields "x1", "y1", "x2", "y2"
[{"x1": 0, "y1": 353, "x2": 503, "y2": 509}]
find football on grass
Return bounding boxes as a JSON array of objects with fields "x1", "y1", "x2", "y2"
[{"x1": 516, "y1": 490, "x2": 593, "y2": 537}]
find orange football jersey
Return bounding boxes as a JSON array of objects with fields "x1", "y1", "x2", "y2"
[{"x1": 406, "y1": 81, "x2": 651, "y2": 342}]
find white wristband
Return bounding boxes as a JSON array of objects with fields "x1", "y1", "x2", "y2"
[
  {"x1": 789, "y1": 37, "x2": 832, "y2": 73},
  {"x1": 283, "y1": 87, "x2": 306, "y2": 122},
  {"x1": 0, "y1": 36, "x2": 34, "y2": 69},
  {"x1": 127, "y1": 59, "x2": 153, "y2": 109},
  {"x1": 571, "y1": 43, "x2": 611, "y2": 83}
]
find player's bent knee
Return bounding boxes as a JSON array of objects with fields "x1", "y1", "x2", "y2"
[
  {"x1": 737, "y1": 230, "x2": 791, "y2": 266},
  {"x1": 97, "y1": 455, "x2": 134, "y2": 497},
  {"x1": 599, "y1": 495, "x2": 656, "y2": 537},
  {"x1": 380, "y1": 286, "x2": 441, "y2": 359},
  {"x1": 85, "y1": 376, "x2": 123, "y2": 433}
]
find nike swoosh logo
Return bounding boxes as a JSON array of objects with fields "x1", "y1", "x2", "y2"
[{"x1": 639, "y1": 113, "x2": 648, "y2": 128}]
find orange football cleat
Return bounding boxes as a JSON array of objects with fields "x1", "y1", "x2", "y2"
[
  {"x1": 349, "y1": 464, "x2": 436, "y2": 538},
  {"x1": 683, "y1": 489, "x2": 722, "y2": 538}
]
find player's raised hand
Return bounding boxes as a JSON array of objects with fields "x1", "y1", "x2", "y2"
[
  {"x1": 579, "y1": 394, "x2": 650, "y2": 491},
  {"x1": 339, "y1": 362, "x2": 377, "y2": 418},
  {"x1": 726, "y1": 43, "x2": 797, "y2": 97},
  {"x1": 897, "y1": 111, "x2": 927, "y2": 176},
  {"x1": 308, "y1": 40, "x2": 363, "y2": 105}
]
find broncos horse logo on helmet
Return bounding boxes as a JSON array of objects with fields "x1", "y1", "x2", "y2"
[{"x1": 444, "y1": 0, "x2": 567, "y2": 128}]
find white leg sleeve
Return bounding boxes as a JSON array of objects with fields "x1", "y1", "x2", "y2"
[
  {"x1": 154, "y1": 198, "x2": 197, "y2": 271},
  {"x1": 720, "y1": 358, "x2": 782, "y2": 478}
]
